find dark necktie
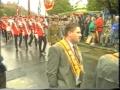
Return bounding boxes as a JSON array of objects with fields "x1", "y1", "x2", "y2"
[{"x1": 73, "y1": 45, "x2": 80, "y2": 63}]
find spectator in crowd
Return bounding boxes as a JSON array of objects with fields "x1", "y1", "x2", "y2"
[
  {"x1": 47, "y1": 16, "x2": 60, "y2": 45},
  {"x1": 110, "y1": 15, "x2": 119, "y2": 50},
  {"x1": 100, "y1": 16, "x2": 112, "y2": 47},
  {"x1": 78, "y1": 14, "x2": 85, "y2": 40},
  {"x1": 85, "y1": 16, "x2": 96, "y2": 45},
  {"x1": 95, "y1": 13, "x2": 104, "y2": 43},
  {"x1": 83, "y1": 14, "x2": 91, "y2": 38}
]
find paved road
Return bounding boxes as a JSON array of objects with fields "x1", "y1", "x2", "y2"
[
  {"x1": 1, "y1": 39, "x2": 115, "y2": 89},
  {"x1": 1, "y1": 39, "x2": 49, "y2": 89},
  {"x1": 80, "y1": 44, "x2": 114, "y2": 89}
]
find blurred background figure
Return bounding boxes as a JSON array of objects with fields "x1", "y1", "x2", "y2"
[
  {"x1": 0, "y1": 55, "x2": 6, "y2": 88},
  {"x1": 85, "y1": 16, "x2": 96, "y2": 45},
  {"x1": 95, "y1": 13, "x2": 104, "y2": 44},
  {"x1": 95, "y1": 52, "x2": 119, "y2": 89},
  {"x1": 110, "y1": 15, "x2": 119, "y2": 50}
]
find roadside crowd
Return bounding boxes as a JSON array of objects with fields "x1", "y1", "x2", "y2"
[{"x1": 0, "y1": 13, "x2": 119, "y2": 52}]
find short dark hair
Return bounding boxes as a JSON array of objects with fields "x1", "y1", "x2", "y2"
[{"x1": 64, "y1": 23, "x2": 80, "y2": 36}]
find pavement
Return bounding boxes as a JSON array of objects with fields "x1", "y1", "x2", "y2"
[
  {"x1": 1, "y1": 38, "x2": 116, "y2": 89},
  {"x1": 1, "y1": 39, "x2": 50, "y2": 89},
  {"x1": 79, "y1": 41, "x2": 118, "y2": 52}
]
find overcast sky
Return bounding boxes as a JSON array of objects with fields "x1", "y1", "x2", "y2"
[{"x1": 2, "y1": 0, "x2": 88, "y2": 14}]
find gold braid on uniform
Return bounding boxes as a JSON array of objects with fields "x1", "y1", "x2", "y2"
[{"x1": 56, "y1": 39, "x2": 82, "y2": 79}]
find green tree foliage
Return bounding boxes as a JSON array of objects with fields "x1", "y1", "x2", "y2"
[
  {"x1": 87, "y1": 0, "x2": 119, "y2": 14},
  {"x1": 0, "y1": 3, "x2": 29, "y2": 17},
  {"x1": 0, "y1": 3, "x2": 17, "y2": 17},
  {"x1": 87, "y1": 0, "x2": 103, "y2": 11},
  {"x1": 48, "y1": 0, "x2": 73, "y2": 15}
]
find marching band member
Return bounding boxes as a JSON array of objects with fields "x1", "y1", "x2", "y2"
[
  {"x1": 39, "y1": 16, "x2": 48, "y2": 55},
  {"x1": 28, "y1": 18, "x2": 36, "y2": 47},
  {"x1": 17, "y1": 17, "x2": 23, "y2": 48},
  {"x1": 0, "y1": 18, "x2": 8, "y2": 44},
  {"x1": 35, "y1": 17, "x2": 45, "y2": 54},
  {"x1": 22, "y1": 18, "x2": 29, "y2": 51},
  {"x1": 11, "y1": 19, "x2": 20, "y2": 52},
  {"x1": 7, "y1": 17, "x2": 14, "y2": 41}
]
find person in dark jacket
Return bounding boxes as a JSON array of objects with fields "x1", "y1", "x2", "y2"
[{"x1": 0, "y1": 55, "x2": 6, "y2": 88}]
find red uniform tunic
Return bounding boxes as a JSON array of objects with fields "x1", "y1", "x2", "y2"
[
  {"x1": 1, "y1": 20, "x2": 7, "y2": 30},
  {"x1": 11, "y1": 22, "x2": 19, "y2": 36},
  {"x1": 35, "y1": 22, "x2": 44, "y2": 37},
  {"x1": 0, "y1": 21, "x2": 2, "y2": 30},
  {"x1": 28, "y1": 21, "x2": 36, "y2": 34},
  {"x1": 22, "y1": 23, "x2": 29, "y2": 36},
  {"x1": 17, "y1": 21, "x2": 23, "y2": 35}
]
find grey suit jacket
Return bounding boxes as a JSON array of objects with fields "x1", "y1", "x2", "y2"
[
  {"x1": 46, "y1": 44, "x2": 83, "y2": 89},
  {"x1": 95, "y1": 54, "x2": 119, "y2": 89}
]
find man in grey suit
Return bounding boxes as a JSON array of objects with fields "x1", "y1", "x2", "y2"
[{"x1": 46, "y1": 23, "x2": 84, "y2": 88}]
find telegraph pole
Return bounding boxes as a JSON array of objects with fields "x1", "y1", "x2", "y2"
[
  {"x1": 16, "y1": 0, "x2": 20, "y2": 16},
  {"x1": 28, "y1": 0, "x2": 30, "y2": 16}
]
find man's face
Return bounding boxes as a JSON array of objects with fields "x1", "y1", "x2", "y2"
[{"x1": 69, "y1": 27, "x2": 82, "y2": 44}]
